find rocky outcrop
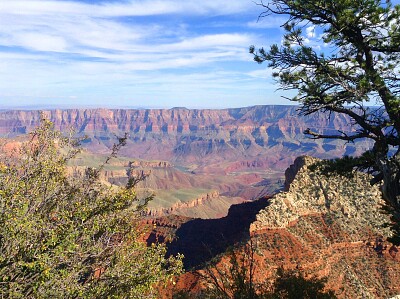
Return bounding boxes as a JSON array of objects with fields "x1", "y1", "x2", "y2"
[
  {"x1": 164, "y1": 156, "x2": 399, "y2": 297},
  {"x1": 146, "y1": 191, "x2": 221, "y2": 217},
  {"x1": 253, "y1": 156, "x2": 387, "y2": 232},
  {"x1": 249, "y1": 156, "x2": 399, "y2": 298},
  {"x1": 283, "y1": 155, "x2": 313, "y2": 191}
]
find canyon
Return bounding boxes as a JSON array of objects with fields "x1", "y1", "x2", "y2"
[
  {"x1": 2, "y1": 106, "x2": 398, "y2": 297},
  {"x1": 0, "y1": 105, "x2": 372, "y2": 217}
]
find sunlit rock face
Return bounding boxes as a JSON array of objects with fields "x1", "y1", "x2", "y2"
[
  {"x1": 251, "y1": 156, "x2": 400, "y2": 298},
  {"x1": 253, "y1": 156, "x2": 387, "y2": 231}
]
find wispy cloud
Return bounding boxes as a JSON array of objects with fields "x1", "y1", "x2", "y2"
[
  {"x1": 0, "y1": 0, "x2": 254, "y2": 17},
  {"x1": 0, "y1": 0, "x2": 283, "y2": 108}
]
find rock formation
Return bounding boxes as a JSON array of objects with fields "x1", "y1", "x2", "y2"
[
  {"x1": 249, "y1": 156, "x2": 400, "y2": 298},
  {"x1": 163, "y1": 156, "x2": 400, "y2": 298},
  {"x1": 146, "y1": 191, "x2": 222, "y2": 217},
  {"x1": 253, "y1": 156, "x2": 388, "y2": 232}
]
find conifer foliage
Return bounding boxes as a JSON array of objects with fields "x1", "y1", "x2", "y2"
[
  {"x1": 0, "y1": 118, "x2": 182, "y2": 298},
  {"x1": 250, "y1": 0, "x2": 400, "y2": 243}
]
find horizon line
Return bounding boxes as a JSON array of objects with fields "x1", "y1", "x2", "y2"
[{"x1": 0, "y1": 103, "x2": 298, "y2": 111}]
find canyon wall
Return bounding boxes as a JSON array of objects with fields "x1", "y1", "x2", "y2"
[
  {"x1": 0, "y1": 106, "x2": 372, "y2": 170},
  {"x1": 0, "y1": 106, "x2": 350, "y2": 135}
]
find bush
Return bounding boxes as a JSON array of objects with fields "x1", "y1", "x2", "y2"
[
  {"x1": 268, "y1": 267, "x2": 336, "y2": 299},
  {"x1": 0, "y1": 118, "x2": 182, "y2": 298}
]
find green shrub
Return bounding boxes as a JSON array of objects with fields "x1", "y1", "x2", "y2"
[{"x1": 0, "y1": 117, "x2": 182, "y2": 298}]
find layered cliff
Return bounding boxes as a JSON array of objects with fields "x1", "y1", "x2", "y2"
[
  {"x1": 0, "y1": 106, "x2": 372, "y2": 170},
  {"x1": 0, "y1": 106, "x2": 350, "y2": 135}
]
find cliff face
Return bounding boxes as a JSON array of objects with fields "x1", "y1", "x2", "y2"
[
  {"x1": 250, "y1": 156, "x2": 400, "y2": 298},
  {"x1": 2, "y1": 106, "x2": 372, "y2": 219},
  {"x1": 0, "y1": 106, "x2": 371, "y2": 169},
  {"x1": 0, "y1": 106, "x2": 349, "y2": 134}
]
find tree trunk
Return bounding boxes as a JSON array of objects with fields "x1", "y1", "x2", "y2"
[{"x1": 379, "y1": 151, "x2": 400, "y2": 244}]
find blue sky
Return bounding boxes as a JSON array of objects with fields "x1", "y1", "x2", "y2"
[
  {"x1": 0, "y1": 1, "x2": 396, "y2": 109},
  {"x1": 0, "y1": 0, "x2": 290, "y2": 109}
]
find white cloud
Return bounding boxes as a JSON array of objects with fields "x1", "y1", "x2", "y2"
[
  {"x1": 6, "y1": 32, "x2": 68, "y2": 52},
  {"x1": 0, "y1": 13, "x2": 153, "y2": 52},
  {"x1": 0, "y1": 0, "x2": 253, "y2": 18},
  {"x1": 0, "y1": 0, "x2": 256, "y2": 59},
  {"x1": 246, "y1": 68, "x2": 274, "y2": 79},
  {"x1": 158, "y1": 34, "x2": 253, "y2": 52},
  {"x1": 0, "y1": 0, "x2": 284, "y2": 107},
  {"x1": 306, "y1": 25, "x2": 315, "y2": 38}
]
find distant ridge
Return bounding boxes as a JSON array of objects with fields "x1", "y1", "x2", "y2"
[{"x1": 0, "y1": 105, "x2": 372, "y2": 169}]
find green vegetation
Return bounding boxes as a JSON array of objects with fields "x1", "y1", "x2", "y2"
[
  {"x1": 0, "y1": 118, "x2": 182, "y2": 298},
  {"x1": 251, "y1": 0, "x2": 400, "y2": 244},
  {"x1": 268, "y1": 268, "x2": 336, "y2": 299}
]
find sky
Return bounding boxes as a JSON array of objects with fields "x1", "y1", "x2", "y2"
[
  {"x1": 0, "y1": 0, "x2": 294, "y2": 109},
  {"x1": 0, "y1": 1, "x2": 396, "y2": 109}
]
